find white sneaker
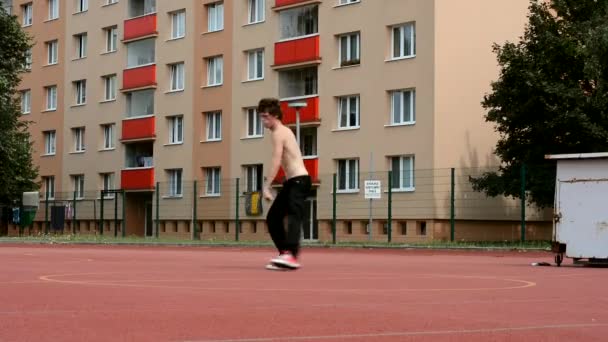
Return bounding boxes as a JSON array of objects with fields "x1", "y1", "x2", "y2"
[
  {"x1": 271, "y1": 252, "x2": 300, "y2": 269},
  {"x1": 265, "y1": 263, "x2": 288, "y2": 271}
]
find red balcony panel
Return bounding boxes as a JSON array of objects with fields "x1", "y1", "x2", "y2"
[
  {"x1": 274, "y1": 35, "x2": 320, "y2": 66},
  {"x1": 280, "y1": 96, "x2": 319, "y2": 125},
  {"x1": 124, "y1": 13, "x2": 157, "y2": 41},
  {"x1": 122, "y1": 64, "x2": 156, "y2": 90},
  {"x1": 122, "y1": 116, "x2": 155, "y2": 141},
  {"x1": 275, "y1": 0, "x2": 312, "y2": 7},
  {"x1": 273, "y1": 158, "x2": 319, "y2": 184},
  {"x1": 121, "y1": 168, "x2": 154, "y2": 190}
]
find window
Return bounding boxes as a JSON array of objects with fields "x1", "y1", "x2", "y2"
[
  {"x1": 75, "y1": 33, "x2": 87, "y2": 59},
  {"x1": 106, "y1": 0, "x2": 118, "y2": 5},
  {"x1": 390, "y1": 89, "x2": 415, "y2": 125},
  {"x1": 278, "y1": 67, "x2": 317, "y2": 98},
  {"x1": 45, "y1": 86, "x2": 57, "y2": 110},
  {"x1": 167, "y1": 169, "x2": 183, "y2": 197},
  {"x1": 104, "y1": 26, "x2": 117, "y2": 52},
  {"x1": 248, "y1": 0, "x2": 264, "y2": 24},
  {"x1": 127, "y1": 38, "x2": 155, "y2": 67},
  {"x1": 46, "y1": 40, "x2": 58, "y2": 65},
  {"x1": 169, "y1": 62, "x2": 185, "y2": 91},
  {"x1": 246, "y1": 108, "x2": 263, "y2": 137},
  {"x1": 102, "y1": 173, "x2": 115, "y2": 198},
  {"x1": 247, "y1": 49, "x2": 264, "y2": 81},
  {"x1": 168, "y1": 116, "x2": 183, "y2": 144},
  {"x1": 24, "y1": 48, "x2": 32, "y2": 70},
  {"x1": 126, "y1": 89, "x2": 154, "y2": 117},
  {"x1": 245, "y1": 164, "x2": 263, "y2": 192},
  {"x1": 299, "y1": 127, "x2": 317, "y2": 157},
  {"x1": 22, "y1": 3, "x2": 33, "y2": 26},
  {"x1": 103, "y1": 75, "x2": 117, "y2": 101},
  {"x1": 280, "y1": 5, "x2": 318, "y2": 40},
  {"x1": 128, "y1": 0, "x2": 155, "y2": 17},
  {"x1": 337, "y1": 159, "x2": 359, "y2": 191},
  {"x1": 74, "y1": 80, "x2": 87, "y2": 105},
  {"x1": 76, "y1": 0, "x2": 88, "y2": 13},
  {"x1": 206, "y1": 111, "x2": 222, "y2": 141},
  {"x1": 44, "y1": 130, "x2": 56, "y2": 155},
  {"x1": 204, "y1": 167, "x2": 221, "y2": 195},
  {"x1": 73, "y1": 127, "x2": 85, "y2": 152},
  {"x1": 207, "y1": 56, "x2": 223, "y2": 86},
  {"x1": 171, "y1": 10, "x2": 185, "y2": 39},
  {"x1": 339, "y1": 32, "x2": 360, "y2": 66},
  {"x1": 43, "y1": 176, "x2": 55, "y2": 200},
  {"x1": 338, "y1": 95, "x2": 359, "y2": 129},
  {"x1": 391, "y1": 156, "x2": 415, "y2": 190},
  {"x1": 339, "y1": 0, "x2": 360, "y2": 4},
  {"x1": 392, "y1": 23, "x2": 416, "y2": 59},
  {"x1": 102, "y1": 124, "x2": 115, "y2": 149},
  {"x1": 72, "y1": 175, "x2": 85, "y2": 199},
  {"x1": 207, "y1": 2, "x2": 224, "y2": 32},
  {"x1": 21, "y1": 90, "x2": 31, "y2": 114},
  {"x1": 48, "y1": 0, "x2": 59, "y2": 20}
]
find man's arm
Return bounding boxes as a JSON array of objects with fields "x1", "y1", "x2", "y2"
[{"x1": 263, "y1": 131, "x2": 283, "y2": 198}]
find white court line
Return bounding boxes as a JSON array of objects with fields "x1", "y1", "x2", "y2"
[{"x1": 182, "y1": 323, "x2": 608, "y2": 342}]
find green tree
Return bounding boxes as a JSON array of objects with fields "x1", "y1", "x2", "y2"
[
  {"x1": 0, "y1": 7, "x2": 38, "y2": 205},
  {"x1": 472, "y1": 0, "x2": 608, "y2": 208}
]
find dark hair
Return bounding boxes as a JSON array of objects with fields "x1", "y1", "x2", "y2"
[{"x1": 257, "y1": 98, "x2": 282, "y2": 120}]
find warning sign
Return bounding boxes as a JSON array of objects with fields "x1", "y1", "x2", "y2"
[{"x1": 364, "y1": 180, "x2": 381, "y2": 199}]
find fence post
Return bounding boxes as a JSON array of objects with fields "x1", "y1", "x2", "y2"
[
  {"x1": 332, "y1": 173, "x2": 337, "y2": 244},
  {"x1": 235, "y1": 178, "x2": 240, "y2": 242},
  {"x1": 72, "y1": 191, "x2": 77, "y2": 234},
  {"x1": 388, "y1": 171, "x2": 392, "y2": 243},
  {"x1": 121, "y1": 190, "x2": 126, "y2": 238},
  {"x1": 193, "y1": 180, "x2": 198, "y2": 240},
  {"x1": 100, "y1": 191, "x2": 104, "y2": 236},
  {"x1": 450, "y1": 168, "x2": 455, "y2": 242},
  {"x1": 521, "y1": 164, "x2": 526, "y2": 242},
  {"x1": 155, "y1": 182, "x2": 160, "y2": 238},
  {"x1": 44, "y1": 191, "x2": 49, "y2": 234},
  {"x1": 114, "y1": 192, "x2": 118, "y2": 238}
]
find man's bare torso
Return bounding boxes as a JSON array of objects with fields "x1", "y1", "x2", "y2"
[{"x1": 272, "y1": 125, "x2": 308, "y2": 180}]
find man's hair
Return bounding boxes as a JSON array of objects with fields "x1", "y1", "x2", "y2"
[{"x1": 257, "y1": 98, "x2": 282, "y2": 120}]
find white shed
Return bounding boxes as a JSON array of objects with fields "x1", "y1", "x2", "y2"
[{"x1": 545, "y1": 152, "x2": 608, "y2": 266}]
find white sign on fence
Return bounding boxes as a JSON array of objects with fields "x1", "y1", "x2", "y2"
[{"x1": 364, "y1": 180, "x2": 381, "y2": 199}]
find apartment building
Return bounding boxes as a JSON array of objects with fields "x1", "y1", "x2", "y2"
[{"x1": 11, "y1": 0, "x2": 546, "y2": 241}]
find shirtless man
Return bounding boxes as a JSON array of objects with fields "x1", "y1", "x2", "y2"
[{"x1": 258, "y1": 98, "x2": 312, "y2": 270}]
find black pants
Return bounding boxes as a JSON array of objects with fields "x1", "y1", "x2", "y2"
[{"x1": 266, "y1": 175, "x2": 311, "y2": 258}]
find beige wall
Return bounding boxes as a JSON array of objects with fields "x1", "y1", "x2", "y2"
[
  {"x1": 16, "y1": 0, "x2": 66, "y2": 195},
  {"x1": 62, "y1": 0, "x2": 126, "y2": 195}
]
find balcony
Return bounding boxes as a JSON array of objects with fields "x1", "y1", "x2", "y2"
[
  {"x1": 274, "y1": 0, "x2": 320, "y2": 9},
  {"x1": 274, "y1": 35, "x2": 320, "y2": 67},
  {"x1": 124, "y1": 13, "x2": 158, "y2": 42},
  {"x1": 122, "y1": 64, "x2": 156, "y2": 91},
  {"x1": 273, "y1": 157, "x2": 319, "y2": 185},
  {"x1": 121, "y1": 167, "x2": 154, "y2": 190},
  {"x1": 280, "y1": 96, "x2": 320, "y2": 125},
  {"x1": 121, "y1": 116, "x2": 155, "y2": 142}
]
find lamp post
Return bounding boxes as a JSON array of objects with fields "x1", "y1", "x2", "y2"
[{"x1": 288, "y1": 101, "x2": 307, "y2": 148}]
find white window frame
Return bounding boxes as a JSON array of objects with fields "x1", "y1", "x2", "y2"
[
  {"x1": 392, "y1": 22, "x2": 416, "y2": 59},
  {"x1": 168, "y1": 115, "x2": 183, "y2": 144},
  {"x1": 169, "y1": 62, "x2": 185, "y2": 91},
  {"x1": 391, "y1": 156, "x2": 415, "y2": 191},
  {"x1": 337, "y1": 159, "x2": 359, "y2": 192},
  {"x1": 103, "y1": 75, "x2": 117, "y2": 101},
  {"x1": 167, "y1": 169, "x2": 183, "y2": 197},
  {"x1": 246, "y1": 108, "x2": 263, "y2": 138},
  {"x1": 73, "y1": 127, "x2": 85, "y2": 152},
  {"x1": 47, "y1": 40, "x2": 58, "y2": 65},
  {"x1": 73, "y1": 175, "x2": 85, "y2": 199},
  {"x1": 207, "y1": 56, "x2": 223, "y2": 86},
  {"x1": 48, "y1": 0, "x2": 59, "y2": 20},
  {"x1": 22, "y1": 3, "x2": 33, "y2": 26},
  {"x1": 106, "y1": 0, "x2": 118, "y2": 5},
  {"x1": 24, "y1": 48, "x2": 32, "y2": 70},
  {"x1": 247, "y1": 49, "x2": 264, "y2": 81},
  {"x1": 44, "y1": 130, "x2": 56, "y2": 155},
  {"x1": 204, "y1": 167, "x2": 221, "y2": 196},
  {"x1": 45, "y1": 86, "x2": 57, "y2": 111},
  {"x1": 337, "y1": 95, "x2": 360, "y2": 129},
  {"x1": 279, "y1": 5, "x2": 318, "y2": 40},
  {"x1": 390, "y1": 89, "x2": 415, "y2": 125},
  {"x1": 75, "y1": 80, "x2": 87, "y2": 105},
  {"x1": 105, "y1": 26, "x2": 117, "y2": 52},
  {"x1": 102, "y1": 124, "x2": 115, "y2": 149},
  {"x1": 248, "y1": 0, "x2": 264, "y2": 24},
  {"x1": 245, "y1": 164, "x2": 263, "y2": 192},
  {"x1": 206, "y1": 111, "x2": 222, "y2": 141},
  {"x1": 338, "y1": 32, "x2": 360, "y2": 66},
  {"x1": 75, "y1": 33, "x2": 87, "y2": 59},
  {"x1": 43, "y1": 176, "x2": 55, "y2": 200},
  {"x1": 76, "y1": 0, "x2": 88, "y2": 13},
  {"x1": 21, "y1": 90, "x2": 31, "y2": 114},
  {"x1": 102, "y1": 173, "x2": 115, "y2": 198},
  {"x1": 171, "y1": 10, "x2": 186, "y2": 39},
  {"x1": 339, "y1": 0, "x2": 360, "y2": 4},
  {"x1": 207, "y1": 2, "x2": 224, "y2": 32}
]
